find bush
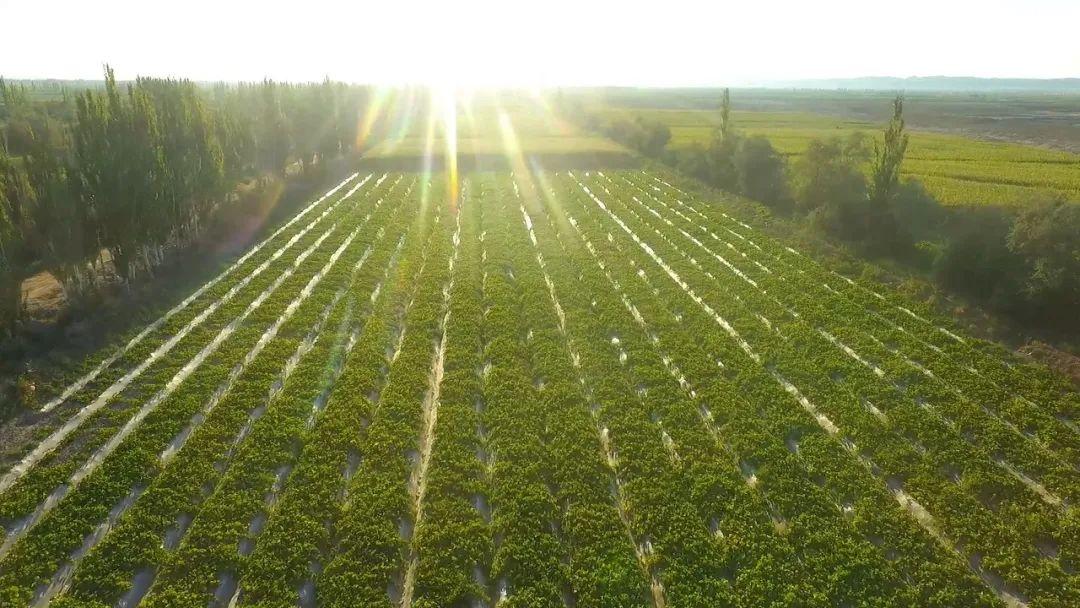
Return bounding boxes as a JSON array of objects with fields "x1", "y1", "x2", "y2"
[
  {"x1": 890, "y1": 180, "x2": 944, "y2": 242},
  {"x1": 596, "y1": 116, "x2": 670, "y2": 158},
  {"x1": 932, "y1": 206, "x2": 1026, "y2": 314},
  {"x1": 793, "y1": 136, "x2": 868, "y2": 215},
  {"x1": 669, "y1": 143, "x2": 711, "y2": 184},
  {"x1": 735, "y1": 136, "x2": 790, "y2": 212},
  {"x1": 708, "y1": 131, "x2": 741, "y2": 192},
  {"x1": 1007, "y1": 197, "x2": 1080, "y2": 326}
]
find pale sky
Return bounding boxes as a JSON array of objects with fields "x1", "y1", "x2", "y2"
[{"x1": 3, "y1": 0, "x2": 1078, "y2": 85}]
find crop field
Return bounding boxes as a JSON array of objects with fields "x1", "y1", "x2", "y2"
[
  {"x1": 1, "y1": 165, "x2": 1079, "y2": 608},
  {"x1": 599, "y1": 107, "x2": 1080, "y2": 207},
  {"x1": 364, "y1": 95, "x2": 630, "y2": 169}
]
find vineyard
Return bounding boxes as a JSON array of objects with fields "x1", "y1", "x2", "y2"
[{"x1": 1, "y1": 166, "x2": 1079, "y2": 608}]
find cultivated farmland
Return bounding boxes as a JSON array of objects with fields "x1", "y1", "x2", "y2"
[
  {"x1": 362, "y1": 95, "x2": 631, "y2": 170},
  {"x1": 1, "y1": 161, "x2": 1078, "y2": 607},
  {"x1": 597, "y1": 107, "x2": 1080, "y2": 207}
]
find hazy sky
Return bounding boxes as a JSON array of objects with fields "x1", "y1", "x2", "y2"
[{"x1": 4, "y1": 0, "x2": 1078, "y2": 85}]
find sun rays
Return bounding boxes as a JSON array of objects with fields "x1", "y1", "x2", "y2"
[{"x1": 356, "y1": 87, "x2": 562, "y2": 213}]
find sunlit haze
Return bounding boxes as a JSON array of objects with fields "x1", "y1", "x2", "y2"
[{"x1": 3, "y1": 0, "x2": 1078, "y2": 84}]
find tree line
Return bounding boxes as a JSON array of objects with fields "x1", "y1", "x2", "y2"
[
  {"x1": 0, "y1": 68, "x2": 370, "y2": 337},
  {"x1": 563, "y1": 92, "x2": 1080, "y2": 334}
]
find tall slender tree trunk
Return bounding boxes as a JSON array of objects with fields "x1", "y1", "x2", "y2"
[
  {"x1": 1, "y1": 275, "x2": 22, "y2": 338},
  {"x1": 112, "y1": 247, "x2": 133, "y2": 284}
]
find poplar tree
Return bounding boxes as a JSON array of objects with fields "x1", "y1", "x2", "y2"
[
  {"x1": 0, "y1": 149, "x2": 33, "y2": 335},
  {"x1": 140, "y1": 77, "x2": 225, "y2": 243},
  {"x1": 862, "y1": 95, "x2": 910, "y2": 253},
  {"x1": 870, "y1": 95, "x2": 909, "y2": 205},
  {"x1": 24, "y1": 139, "x2": 92, "y2": 297},
  {"x1": 0, "y1": 67, "x2": 371, "y2": 331},
  {"x1": 717, "y1": 87, "x2": 732, "y2": 143},
  {"x1": 710, "y1": 88, "x2": 739, "y2": 191},
  {"x1": 72, "y1": 66, "x2": 165, "y2": 281},
  {"x1": 317, "y1": 80, "x2": 344, "y2": 167},
  {"x1": 257, "y1": 81, "x2": 292, "y2": 177}
]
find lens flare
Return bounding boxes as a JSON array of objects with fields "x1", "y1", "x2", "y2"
[
  {"x1": 496, "y1": 104, "x2": 537, "y2": 204},
  {"x1": 355, "y1": 87, "x2": 389, "y2": 151},
  {"x1": 433, "y1": 87, "x2": 459, "y2": 212}
]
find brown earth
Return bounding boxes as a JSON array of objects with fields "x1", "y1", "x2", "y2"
[
  {"x1": 1019, "y1": 342, "x2": 1080, "y2": 388},
  {"x1": 21, "y1": 271, "x2": 66, "y2": 323}
]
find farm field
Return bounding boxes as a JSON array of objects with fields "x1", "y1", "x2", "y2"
[
  {"x1": 596, "y1": 107, "x2": 1080, "y2": 207},
  {"x1": 1, "y1": 163, "x2": 1078, "y2": 607},
  {"x1": 363, "y1": 93, "x2": 631, "y2": 169}
]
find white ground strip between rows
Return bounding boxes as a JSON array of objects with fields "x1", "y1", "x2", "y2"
[
  {"x1": 127, "y1": 218, "x2": 410, "y2": 608},
  {"x1": 564, "y1": 180, "x2": 1039, "y2": 603},
  {"x1": 617, "y1": 173, "x2": 1077, "y2": 493},
  {"x1": 314, "y1": 197, "x2": 441, "y2": 604},
  {"x1": 569, "y1": 172, "x2": 1030, "y2": 608},
  {"x1": 400, "y1": 195, "x2": 463, "y2": 608},
  {"x1": 645, "y1": 174, "x2": 1080, "y2": 425},
  {"x1": 565, "y1": 208, "x2": 907, "y2": 594},
  {"x1": 79, "y1": 179, "x2": 408, "y2": 608},
  {"x1": 0, "y1": 197, "x2": 378, "y2": 562},
  {"x1": 0, "y1": 174, "x2": 381, "y2": 498},
  {"x1": 34, "y1": 286, "x2": 352, "y2": 608},
  {"x1": 36, "y1": 172, "x2": 363, "y2": 415},
  {"x1": 218, "y1": 227, "x2": 410, "y2": 608},
  {"x1": 519, "y1": 197, "x2": 667, "y2": 608},
  {"x1": 288, "y1": 229, "x2": 411, "y2": 608}
]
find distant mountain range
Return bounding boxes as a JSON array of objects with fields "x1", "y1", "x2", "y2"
[
  {"x1": 6, "y1": 76, "x2": 1080, "y2": 94},
  {"x1": 757, "y1": 76, "x2": 1080, "y2": 93}
]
